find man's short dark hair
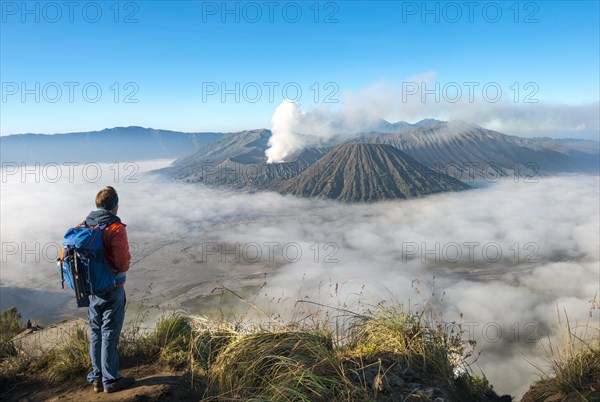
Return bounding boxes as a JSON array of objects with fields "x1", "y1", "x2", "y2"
[{"x1": 96, "y1": 186, "x2": 118, "y2": 210}]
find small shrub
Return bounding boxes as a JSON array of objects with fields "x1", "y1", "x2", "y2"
[{"x1": 0, "y1": 307, "x2": 23, "y2": 341}]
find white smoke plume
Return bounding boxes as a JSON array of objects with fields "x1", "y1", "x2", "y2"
[
  {"x1": 265, "y1": 99, "x2": 385, "y2": 163},
  {"x1": 266, "y1": 101, "x2": 310, "y2": 163},
  {"x1": 265, "y1": 100, "x2": 357, "y2": 163}
]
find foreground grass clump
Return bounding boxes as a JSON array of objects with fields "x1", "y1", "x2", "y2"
[
  {"x1": 189, "y1": 318, "x2": 237, "y2": 370},
  {"x1": 143, "y1": 313, "x2": 193, "y2": 367},
  {"x1": 522, "y1": 315, "x2": 600, "y2": 402},
  {"x1": 343, "y1": 305, "x2": 504, "y2": 401},
  {"x1": 346, "y1": 305, "x2": 460, "y2": 377},
  {"x1": 211, "y1": 330, "x2": 360, "y2": 401}
]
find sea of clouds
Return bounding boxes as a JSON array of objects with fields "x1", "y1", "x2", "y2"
[{"x1": 1, "y1": 160, "x2": 598, "y2": 397}]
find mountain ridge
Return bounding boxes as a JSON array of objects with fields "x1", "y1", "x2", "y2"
[
  {"x1": 1, "y1": 127, "x2": 230, "y2": 163},
  {"x1": 4, "y1": 121, "x2": 598, "y2": 201}
]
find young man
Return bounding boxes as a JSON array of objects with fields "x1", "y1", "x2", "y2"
[{"x1": 85, "y1": 186, "x2": 135, "y2": 393}]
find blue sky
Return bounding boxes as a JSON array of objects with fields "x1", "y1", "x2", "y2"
[{"x1": 1, "y1": 0, "x2": 599, "y2": 137}]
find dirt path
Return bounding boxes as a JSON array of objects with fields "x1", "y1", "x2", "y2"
[{"x1": 2, "y1": 363, "x2": 208, "y2": 402}]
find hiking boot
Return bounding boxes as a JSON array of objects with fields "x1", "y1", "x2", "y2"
[
  {"x1": 104, "y1": 376, "x2": 135, "y2": 393},
  {"x1": 92, "y1": 378, "x2": 103, "y2": 393}
]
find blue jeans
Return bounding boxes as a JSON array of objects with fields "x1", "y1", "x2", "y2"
[{"x1": 86, "y1": 286, "x2": 126, "y2": 386}]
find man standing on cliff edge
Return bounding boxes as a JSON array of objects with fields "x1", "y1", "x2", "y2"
[{"x1": 85, "y1": 186, "x2": 135, "y2": 393}]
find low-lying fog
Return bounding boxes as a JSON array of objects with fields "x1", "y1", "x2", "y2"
[{"x1": 1, "y1": 160, "x2": 598, "y2": 397}]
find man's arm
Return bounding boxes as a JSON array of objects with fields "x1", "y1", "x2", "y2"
[{"x1": 108, "y1": 224, "x2": 131, "y2": 272}]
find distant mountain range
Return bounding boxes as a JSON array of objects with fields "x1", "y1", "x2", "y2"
[
  {"x1": 0, "y1": 126, "x2": 226, "y2": 163},
  {"x1": 3, "y1": 121, "x2": 598, "y2": 202}
]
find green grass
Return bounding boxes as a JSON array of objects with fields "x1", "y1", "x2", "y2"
[
  {"x1": 3, "y1": 289, "x2": 598, "y2": 401},
  {"x1": 143, "y1": 312, "x2": 194, "y2": 367},
  {"x1": 210, "y1": 330, "x2": 360, "y2": 401},
  {"x1": 0, "y1": 302, "x2": 513, "y2": 400},
  {"x1": 189, "y1": 318, "x2": 237, "y2": 370},
  {"x1": 346, "y1": 305, "x2": 455, "y2": 368}
]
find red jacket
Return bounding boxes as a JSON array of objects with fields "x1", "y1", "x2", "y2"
[{"x1": 103, "y1": 222, "x2": 131, "y2": 274}]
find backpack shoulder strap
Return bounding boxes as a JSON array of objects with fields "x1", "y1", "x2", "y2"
[{"x1": 79, "y1": 221, "x2": 108, "y2": 230}]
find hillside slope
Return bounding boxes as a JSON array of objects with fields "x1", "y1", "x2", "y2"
[{"x1": 279, "y1": 143, "x2": 470, "y2": 202}]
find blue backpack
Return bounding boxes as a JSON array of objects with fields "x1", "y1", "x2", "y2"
[{"x1": 58, "y1": 223, "x2": 116, "y2": 307}]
